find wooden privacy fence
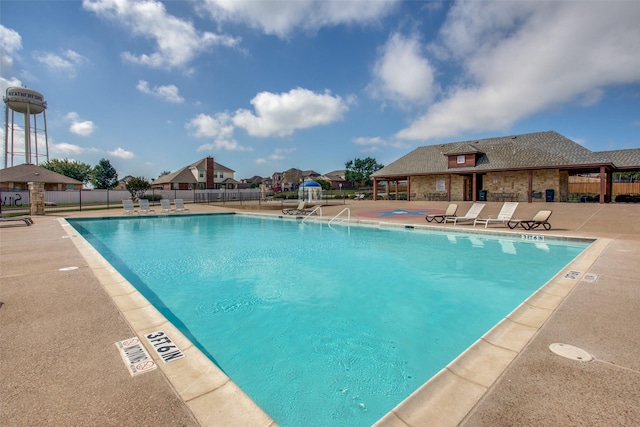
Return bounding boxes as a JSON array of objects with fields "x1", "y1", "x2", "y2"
[{"x1": 568, "y1": 180, "x2": 640, "y2": 195}]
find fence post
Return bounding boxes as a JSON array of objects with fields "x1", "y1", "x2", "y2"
[{"x1": 79, "y1": 189, "x2": 82, "y2": 211}]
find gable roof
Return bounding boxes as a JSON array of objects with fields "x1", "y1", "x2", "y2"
[
  {"x1": 372, "y1": 131, "x2": 620, "y2": 177},
  {"x1": 323, "y1": 170, "x2": 346, "y2": 180},
  {"x1": 244, "y1": 175, "x2": 265, "y2": 184},
  {"x1": 153, "y1": 158, "x2": 234, "y2": 185},
  {"x1": 0, "y1": 163, "x2": 83, "y2": 184}
]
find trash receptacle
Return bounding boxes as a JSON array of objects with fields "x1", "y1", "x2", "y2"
[
  {"x1": 479, "y1": 190, "x2": 487, "y2": 201},
  {"x1": 545, "y1": 189, "x2": 555, "y2": 202}
]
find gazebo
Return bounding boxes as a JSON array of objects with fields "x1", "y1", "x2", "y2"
[{"x1": 298, "y1": 181, "x2": 323, "y2": 202}]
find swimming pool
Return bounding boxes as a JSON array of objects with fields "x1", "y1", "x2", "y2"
[{"x1": 68, "y1": 214, "x2": 589, "y2": 426}]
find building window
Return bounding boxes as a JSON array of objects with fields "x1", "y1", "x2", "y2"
[
  {"x1": 199, "y1": 172, "x2": 204, "y2": 178},
  {"x1": 457, "y1": 155, "x2": 465, "y2": 164}
]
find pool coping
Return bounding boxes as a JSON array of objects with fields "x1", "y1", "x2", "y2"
[{"x1": 60, "y1": 213, "x2": 607, "y2": 427}]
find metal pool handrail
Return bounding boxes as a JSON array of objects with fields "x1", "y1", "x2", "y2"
[
  {"x1": 328, "y1": 208, "x2": 350, "y2": 226},
  {"x1": 301, "y1": 206, "x2": 323, "y2": 223}
]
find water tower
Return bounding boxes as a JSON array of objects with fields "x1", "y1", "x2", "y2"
[{"x1": 3, "y1": 87, "x2": 49, "y2": 167}]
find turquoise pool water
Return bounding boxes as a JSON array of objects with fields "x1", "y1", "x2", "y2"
[{"x1": 68, "y1": 214, "x2": 588, "y2": 426}]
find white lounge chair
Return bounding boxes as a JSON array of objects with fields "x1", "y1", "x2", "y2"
[
  {"x1": 474, "y1": 202, "x2": 519, "y2": 228},
  {"x1": 444, "y1": 203, "x2": 486, "y2": 225},
  {"x1": 426, "y1": 203, "x2": 458, "y2": 223},
  {"x1": 508, "y1": 210, "x2": 553, "y2": 230},
  {"x1": 0, "y1": 215, "x2": 34, "y2": 226},
  {"x1": 160, "y1": 199, "x2": 174, "y2": 213},
  {"x1": 138, "y1": 199, "x2": 155, "y2": 214},
  {"x1": 174, "y1": 199, "x2": 190, "y2": 213},
  {"x1": 122, "y1": 199, "x2": 139, "y2": 215},
  {"x1": 282, "y1": 201, "x2": 307, "y2": 215}
]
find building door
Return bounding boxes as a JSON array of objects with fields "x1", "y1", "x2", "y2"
[{"x1": 463, "y1": 176, "x2": 471, "y2": 201}]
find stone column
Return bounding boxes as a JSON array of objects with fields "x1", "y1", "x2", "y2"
[{"x1": 28, "y1": 182, "x2": 45, "y2": 215}]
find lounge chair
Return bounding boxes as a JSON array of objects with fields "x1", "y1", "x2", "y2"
[
  {"x1": 282, "y1": 201, "x2": 307, "y2": 215},
  {"x1": 444, "y1": 203, "x2": 486, "y2": 225},
  {"x1": 474, "y1": 202, "x2": 519, "y2": 228},
  {"x1": 138, "y1": 198, "x2": 155, "y2": 214},
  {"x1": 0, "y1": 215, "x2": 34, "y2": 226},
  {"x1": 160, "y1": 199, "x2": 174, "y2": 213},
  {"x1": 122, "y1": 199, "x2": 139, "y2": 215},
  {"x1": 508, "y1": 210, "x2": 552, "y2": 230},
  {"x1": 425, "y1": 203, "x2": 458, "y2": 223},
  {"x1": 174, "y1": 199, "x2": 190, "y2": 213}
]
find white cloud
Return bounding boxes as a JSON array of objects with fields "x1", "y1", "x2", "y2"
[
  {"x1": 51, "y1": 142, "x2": 85, "y2": 156},
  {"x1": 233, "y1": 88, "x2": 349, "y2": 137},
  {"x1": 352, "y1": 136, "x2": 409, "y2": 152},
  {"x1": 108, "y1": 147, "x2": 135, "y2": 159},
  {"x1": 186, "y1": 112, "x2": 251, "y2": 152},
  {"x1": 65, "y1": 112, "x2": 96, "y2": 136},
  {"x1": 33, "y1": 49, "x2": 87, "y2": 77},
  {"x1": 82, "y1": 0, "x2": 240, "y2": 71},
  {"x1": 196, "y1": 140, "x2": 249, "y2": 152},
  {"x1": 353, "y1": 136, "x2": 387, "y2": 147},
  {"x1": 198, "y1": 0, "x2": 400, "y2": 38},
  {"x1": 369, "y1": 32, "x2": 436, "y2": 107},
  {"x1": 397, "y1": 1, "x2": 640, "y2": 140},
  {"x1": 255, "y1": 147, "x2": 296, "y2": 164},
  {"x1": 0, "y1": 76, "x2": 22, "y2": 96},
  {"x1": 187, "y1": 112, "x2": 234, "y2": 139},
  {"x1": 0, "y1": 25, "x2": 21, "y2": 71},
  {"x1": 136, "y1": 80, "x2": 185, "y2": 103}
]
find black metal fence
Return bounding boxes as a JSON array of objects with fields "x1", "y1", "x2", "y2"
[{"x1": 1, "y1": 187, "x2": 349, "y2": 215}]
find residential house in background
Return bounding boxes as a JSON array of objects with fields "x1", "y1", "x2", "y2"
[
  {"x1": 272, "y1": 168, "x2": 321, "y2": 191},
  {"x1": 239, "y1": 175, "x2": 270, "y2": 189},
  {"x1": 151, "y1": 157, "x2": 237, "y2": 190},
  {"x1": 320, "y1": 170, "x2": 352, "y2": 189},
  {"x1": 113, "y1": 175, "x2": 134, "y2": 191}
]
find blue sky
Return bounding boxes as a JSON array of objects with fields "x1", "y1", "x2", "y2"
[{"x1": 2, "y1": 0, "x2": 639, "y2": 181}]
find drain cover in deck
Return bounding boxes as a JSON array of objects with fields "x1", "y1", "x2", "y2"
[{"x1": 549, "y1": 343, "x2": 593, "y2": 361}]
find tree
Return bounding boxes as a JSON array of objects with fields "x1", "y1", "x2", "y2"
[
  {"x1": 315, "y1": 179, "x2": 332, "y2": 191},
  {"x1": 91, "y1": 158, "x2": 118, "y2": 189},
  {"x1": 345, "y1": 157, "x2": 384, "y2": 188},
  {"x1": 158, "y1": 170, "x2": 171, "y2": 178},
  {"x1": 125, "y1": 176, "x2": 151, "y2": 200},
  {"x1": 41, "y1": 158, "x2": 93, "y2": 185}
]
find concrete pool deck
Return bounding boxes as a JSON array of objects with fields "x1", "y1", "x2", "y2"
[{"x1": 1, "y1": 200, "x2": 639, "y2": 426}]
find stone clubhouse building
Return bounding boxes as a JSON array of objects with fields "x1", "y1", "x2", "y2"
[{"x1": 371, "y1": 131, "x2": 640, "y2": 204}]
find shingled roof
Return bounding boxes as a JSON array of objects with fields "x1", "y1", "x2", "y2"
[
  {"x1": 372, "y1": 131, "x2": 629, "y2": 177},
  {"x1": 154, "y1": 158, "x2": 234, "y2": 185},
  {"x1": 0, "y1": 163, "x2": 83, "y2": 185},
  {"x1": 598, "y1": 148, "x2": 640, "y2": 170}
]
